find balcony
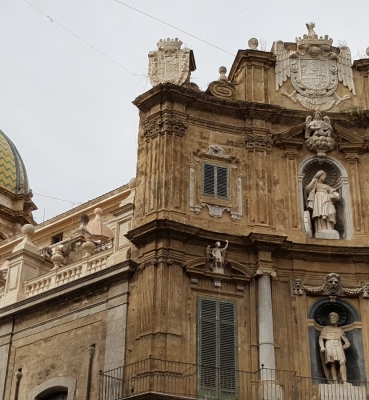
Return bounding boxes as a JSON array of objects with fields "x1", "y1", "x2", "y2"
[
  {"x1": 24, "y1": 239, "x2": 114, "y2": 298},
  {"x1": 99, "y1": 357, "x2": 368, "y2": 400}
]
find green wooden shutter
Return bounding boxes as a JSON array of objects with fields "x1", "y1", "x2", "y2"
[
  {"x1": 203, "y1": 164, "x2": 215, "y2": 197},
  {"x1": 199, "y1": 299, "x2": 217, "y2": 392},
  {"x1": 216, "y1": 166, "x2": 228, "y2": 199},
  {"x1": 219, "y1": 301, "x2": 236, "y2": 397},
  {"x1": 198, "y1": 298, "x2": 237, "y2": 399}
]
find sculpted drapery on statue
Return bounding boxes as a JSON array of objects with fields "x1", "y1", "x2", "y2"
[
  {"x1": 319, "y1": 312, "x2": 350, "y2": 383},
  {"x1": 305, "y1": 170, "x2": 340, "y2": 239}
]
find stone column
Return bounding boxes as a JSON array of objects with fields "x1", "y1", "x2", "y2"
[
  {"x1": 257, "y1": 271, "x2": 276, "y2": 380},
  {"x1": 257, "y1": 266, "x2": 282, "y2": 400}
]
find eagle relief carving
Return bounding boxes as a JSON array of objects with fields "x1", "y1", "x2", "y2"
[{"x1": 273, "y1": 23, "x2": 356, "y2": 111}]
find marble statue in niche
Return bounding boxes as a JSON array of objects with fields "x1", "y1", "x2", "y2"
[
  {"x1": 206, "y1": 240, "x2": 228, "y2": 274},
  {"x1": 305, "y1": 170, "x2": 340, "y2": 239},
  {"x1": 319, "y1": 312, "x2": 350, "y2": 383}
]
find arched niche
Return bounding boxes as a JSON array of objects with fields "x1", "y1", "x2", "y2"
[
  {"x1": 28, "y1": 377, "x2": 76, "y2": 400},
  {"x1": 298, "y1": 156, "x2": 353, "y2": 240},
  {"x1": 307, "y1": 299, "x2": 366, "y2": 382}
]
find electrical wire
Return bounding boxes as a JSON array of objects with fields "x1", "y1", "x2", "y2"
[
  {"x1": 22, "y1": 0, "x2": 142, "y2": 76},
  {"x1": 113, "y1": 0, "x2": 236, "y2": 57},
  {"x1": 33, "y1": 192, "x2": 83, "y2": 205}
]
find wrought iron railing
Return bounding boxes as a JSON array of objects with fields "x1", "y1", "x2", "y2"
[{"x1": 99, "y1": 357, "x2": 368, "y2": 400}]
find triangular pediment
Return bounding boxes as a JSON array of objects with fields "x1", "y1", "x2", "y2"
[
  {"x1": 273, "y1": 122, "x2": 305, "y2": 148},
  {"x1": 334, "y1": 124, "x2": 365, "y2": 145}
]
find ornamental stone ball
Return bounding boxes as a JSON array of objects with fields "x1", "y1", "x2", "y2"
[
  {"x1": 22, "y1": 224, "x2": 35, "y2": 236},
  {"x1": 218, "y1": 66, "x2": 228, "y2": 81},
  {"x1": 248, "y1": 38, "x2": 259, "y2": 50},
  {"x1": 94, "y1": 207, "x2": 103, "y2": 216},
  {"x1": 366, "y1": 47, "x2": 369, "y2": 57}
]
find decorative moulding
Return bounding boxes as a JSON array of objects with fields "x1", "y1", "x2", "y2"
[
  {"x1": 189, "y1": 147, "x2": 243, "y2": 220},
  {"x1": 148, "y1": 38, "x2": 195, "y2": 87},
  {"x1": 292, "y1": 273, "x2": 369, "y2": 301},
  {"x1": 273, "y1": 22, "x2": 355, "y2": 110}
]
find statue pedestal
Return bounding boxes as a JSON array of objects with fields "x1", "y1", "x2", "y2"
[
  {"x1": 319, "y1": 383, "x2": 366, "y2": 400},
  {"x1": 315, "y1": 230, "x2": 339, "y2": 240},
  {"x1": 210, "y1": 267, "x2": 224, "y2": 274},
  {"x1": 258, "y1": 380, "x2": 283, "y2": 400}
]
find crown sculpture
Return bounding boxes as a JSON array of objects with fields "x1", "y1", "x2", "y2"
[
  {"x1": 148, "y1": 37, "x2": 192, "y2": 87},
  {"x1": 157, "y1": 38, "x2": 183, "y2": 51}
]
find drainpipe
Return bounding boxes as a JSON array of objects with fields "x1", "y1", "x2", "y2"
[
  {"x1": 86, "y1": 344, "x2": 95, "y2": 400},
  {"x1": 13, "y1": 369, "x2": 22, "y2": 400}
]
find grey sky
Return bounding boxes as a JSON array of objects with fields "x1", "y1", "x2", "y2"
[{"x1": 1, "y1": 0, "x2": 368, "y2": 223}]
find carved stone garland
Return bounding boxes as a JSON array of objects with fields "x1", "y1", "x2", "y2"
[{"x1": 292, "y1": 273, "x2": 369, "y2": 301}]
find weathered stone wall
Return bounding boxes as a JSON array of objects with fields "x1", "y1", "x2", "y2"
[{"x1": 0, "y1": 278, "x2": 128, "y2": 399}]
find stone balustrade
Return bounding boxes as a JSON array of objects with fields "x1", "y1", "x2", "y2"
[{"x1": 24, "y1": 247, "x2": 114, "y2": 298}]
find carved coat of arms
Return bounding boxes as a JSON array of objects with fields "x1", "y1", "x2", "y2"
[
  {"x1": 148, "y1": 38, "x2": 192, "y2": 87},
  {"x1": 273, "y1": 23, "x2": 356, "y2": 111}
]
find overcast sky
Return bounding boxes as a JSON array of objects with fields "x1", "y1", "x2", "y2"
[{"x1": 1, "y1": 0, "x2": 368, "y2": 223}]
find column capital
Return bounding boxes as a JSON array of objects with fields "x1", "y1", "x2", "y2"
[{"x1": 256, "y1": 268, "x2": 277, "y2": 278}]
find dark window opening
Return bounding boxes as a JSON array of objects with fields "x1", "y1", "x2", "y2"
[
  {"x1": 203, "y1": 164, "x2": 229, "y2": 199},
  {"x1": 51, "y1": 233, "x2": 63, "y2": 245},
  {"x1": 42, "y1": 392, "x2": 68, "y2": 400}
]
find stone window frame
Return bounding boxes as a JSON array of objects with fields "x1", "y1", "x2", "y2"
[
  {"x1": 189, "y1": 145, "x2": 242, "y2": 220},
  {"x1": 28, "y1": 377, "x2": 76, "y2": 400}
]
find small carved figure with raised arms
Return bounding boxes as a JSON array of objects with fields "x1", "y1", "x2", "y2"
[{"x1": 207, "y1": 240, "x2": 228, "y2": 273}]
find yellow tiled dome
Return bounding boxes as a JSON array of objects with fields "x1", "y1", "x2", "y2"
[{"x1": 0, "y1": 129, "x2": 29, "y2": 195}]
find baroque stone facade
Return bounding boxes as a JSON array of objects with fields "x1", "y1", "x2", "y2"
[{"x1": 1, "y1": 22, "x2": 369, "y2": 400}]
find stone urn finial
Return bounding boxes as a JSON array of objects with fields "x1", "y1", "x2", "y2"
[
  {"x1": 12, "y1": 224, "x2": 38, "y2": 253},
  {"x1": 248, "y1": 38, "x2": 259, "y2": 50},
  {"x1": 51, "y1": 245, "x2": 65, "y2": 269},
  {"x1": 82, "y1": 235, "x2": 96, "y2": 257},
  {"x1": 218, "y1": 66, "x2": 228, "y2": 81}
]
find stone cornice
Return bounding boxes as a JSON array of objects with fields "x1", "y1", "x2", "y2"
[
  {"x1": 0, "y1": 205, "x2": 36, "y2": 226},
  {"x1": 228, "y1": 49, "x2": 276, "y2": 81},
  {"x1": 127, "y1": 219, "x2": 253, "y2": 250},
  {"x1": 274, "y1": 242, "x2": 369, "y2": 263},
  {"x1": 129, "y1": 220, "x2": 369, "y2": 263},
  {"x1": 353, "y1": 58, "x2": 369, "y2": 73},
  {"x1": 133, "y1": 83, "x2": 306, "y2": 123},
  {"x1": 133, "y1": 84, "x2": 368, "y2": 129}
]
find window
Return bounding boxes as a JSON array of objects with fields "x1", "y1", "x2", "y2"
[
  {"x1": 203, "y1": 164, "x2": 229, "y2": 199},
  {"x1": 51, "y1": 233, "x2": 63, "y2": 245},
  {"x1": 198, "y1": 298, "x2": 237, "y2": 399}
]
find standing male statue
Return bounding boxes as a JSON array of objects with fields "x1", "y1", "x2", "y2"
[
  {"x1": 206, "y1": 240, "x2": 228, "y2": 272},
  {"x1": 319, "y1": 312, "x2": 350, "y2": 382}
]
